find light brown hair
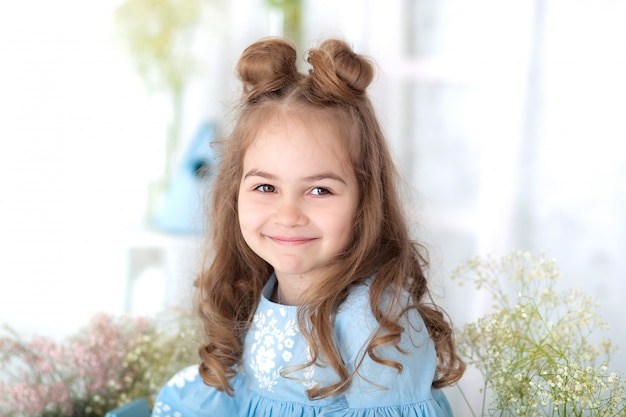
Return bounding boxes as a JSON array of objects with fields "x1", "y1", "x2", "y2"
[{"x1": 197, "y1": 37, "x2": 465, "y2": 399}]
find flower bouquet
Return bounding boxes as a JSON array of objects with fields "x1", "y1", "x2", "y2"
[
  {"x1": 0, "y1": 309, "x2": 200, "y2": 416},
  {"x1": 453, "y1": 251, "x2": 626, "y2": 416}
]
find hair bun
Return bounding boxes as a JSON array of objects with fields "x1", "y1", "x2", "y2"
[
  {"x1": 237, "y1": 38, "x2": 301, "y2": 102},
  {"x1": 306, "y1": 39, "x2": 374, "y2": 104}
]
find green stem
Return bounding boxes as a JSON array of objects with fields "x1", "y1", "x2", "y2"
[
  {"x1": 481, "y1": 379, "x2": 488, "y2": 417},
  {"x1": 456, "y1": 384, "x2": 478, "y2": 417}
]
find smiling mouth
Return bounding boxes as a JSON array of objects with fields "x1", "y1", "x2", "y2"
[{"x1": 267, "y1": 236, "x2": 317, "y2": 245}]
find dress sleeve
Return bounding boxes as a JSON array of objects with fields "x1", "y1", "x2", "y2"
[
  {"x1": 323, "y1": 286, "x2": 454, "y2": 417},
  {"x1": 151, "y1": 365, "x2": 243, "y2": 417}
]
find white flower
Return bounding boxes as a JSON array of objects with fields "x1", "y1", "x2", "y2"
[
  {"x1": 454, "y1": 251, "x2": 626, "y2": 416},
  {"x1": 255, "y1": 345, "x2": 276, "y2": 373},
  {"x1": 263, "y1": 335, "x2": 275, "y2": 347}
]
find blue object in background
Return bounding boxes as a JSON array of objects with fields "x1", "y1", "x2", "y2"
[
  {"x1": 152, "y1": 122, "x2": 218, "y2": 234},
  {"x1": 105, "y1": 399, "x2": 151, "y2": 417}
]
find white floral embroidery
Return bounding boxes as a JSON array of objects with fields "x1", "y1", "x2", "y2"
[
  {"x1": 152, "y1": 401, "x2": 174, "y2": 417},
  {"x1": 263, "y1": 335, "x2": 275, "y2": 347},
  {"x1": 302, "y1": 365, "x2": 316, "y2": 388},
  {"x1": 255, "y1": 345, "x2": 276, "y2": 373},
  {"x1": 167, "y1": 365, "x2": 198, "y2": 388},
  {"x1": 248, "y1": 307, "x2": 317, "y2": 392}
]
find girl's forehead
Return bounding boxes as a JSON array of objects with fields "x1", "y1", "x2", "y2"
[
  {"x1": 241, "y1": 128, "x2": 357, "y2": 192},
  {"x1": 239, "y1": 107, "x2": 358, "y2": 168},
  {"x1": 243, "y1": 114, "x2": 353, "y2": 170},
  {"x1": 248, "y1": 112, "x2": 328, "y2": 143},
  {"x1": 251, "y1": 117, "x2": 339, "y2": 150}
]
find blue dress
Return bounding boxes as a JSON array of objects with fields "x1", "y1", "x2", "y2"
[{"x1": 152, "y1": 275, "x2": 453, "y2": 416}]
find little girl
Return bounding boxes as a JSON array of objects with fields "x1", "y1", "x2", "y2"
[{"x1": 152, "y1": 37, "x2": 465, "y2": 416}]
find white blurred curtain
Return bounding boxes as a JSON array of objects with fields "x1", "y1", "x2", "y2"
[
  {"x1": 326, "y1": 0, "x2": 626, "y2": 373},
  {"x1": 336, "y1": 0, "x2": 626, "y2": 411}
]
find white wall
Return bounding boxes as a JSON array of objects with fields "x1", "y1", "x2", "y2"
[
  {"x1": 0, "y1": 0, "x2": 160, "y2": 336},
  {"x1": 0, "y1": 0, "x2": 275, "y2": 335}
]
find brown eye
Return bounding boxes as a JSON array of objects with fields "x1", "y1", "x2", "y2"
[
  {"x1": 310, "y1": 187, "x2": 331, "y2": 196},
  {"x1": 255, "y1": 184, "x2": 276, "y2": 193}
]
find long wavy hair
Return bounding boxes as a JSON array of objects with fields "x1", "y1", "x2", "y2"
[{"x1": 197, "y1": 37, "x2": 465, "y2": 399}]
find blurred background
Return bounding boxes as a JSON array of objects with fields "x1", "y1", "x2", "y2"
[{"x1": 1, "y1": 0, "x2": 625, "y2": 412}]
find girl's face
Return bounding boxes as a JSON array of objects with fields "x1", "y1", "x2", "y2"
[{"x1": 238, "y1": 115, "x2": 359, "y2": 289}]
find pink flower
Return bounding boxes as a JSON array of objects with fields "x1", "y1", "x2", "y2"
[{"x1": 1, "y1": 309, "x2": 198, "y2": 416}]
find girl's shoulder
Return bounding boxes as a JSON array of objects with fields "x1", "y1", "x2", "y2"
[
  {"x1": 336, "y1": 279, "x2": 415, "y2": 320},
  {"x1": 332, "y1": 280, "x2": 442, "y2": 409},
  {"x1": 337, "y1": 279, "x2": 372, "y2": 312},
  {"x1": 335, "y1": 280, "x2": 428, "y2": 344},
  {"x1": 152, "y1": 366, "x2": 244, "y2": 417}
]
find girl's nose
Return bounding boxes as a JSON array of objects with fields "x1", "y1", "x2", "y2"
[{"x1": 272, "y1": 196, "x2": 307, "y2": 227}]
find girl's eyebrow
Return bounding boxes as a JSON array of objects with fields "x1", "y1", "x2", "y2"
[
  {"x1": 243, "y1": 169, "x2": 276, "y2": 180},
  {"x1": 302, "y1": 173, "x2": 347, "y2": 185},
  {"x1": 243, "y1": 169, "x2": 347, "y2": 185}
]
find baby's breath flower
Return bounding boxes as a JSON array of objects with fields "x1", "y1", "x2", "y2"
[{"x1": 454, "y1": 251, "x2": 626, "y2": 417}]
